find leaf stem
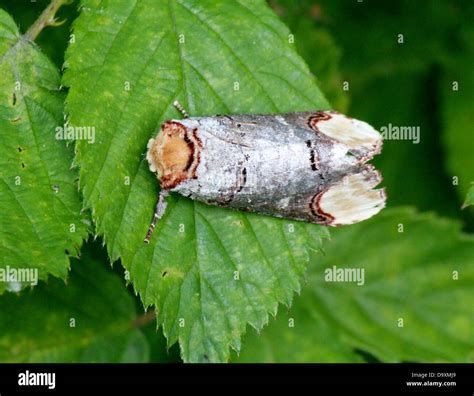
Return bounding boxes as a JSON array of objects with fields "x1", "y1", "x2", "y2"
[
  {"x1": 25, "y1": 0, "x2": 70, "y2": 42},
  {"x1": 133, "y1": 309, "x2": 157, "y2": 328}
]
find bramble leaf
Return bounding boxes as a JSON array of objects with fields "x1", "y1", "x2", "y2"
[
  {"x1": 0, "y1": 9, "x2": 87, "y2": 294},
  {"x1": 463, "y1": 185, "x2": 474, "y2": 209},
  {"x1": 63, "y1": 0, "x2": 329, "y2": 362},
  {"x1": 235, "y1": 208, "x2": 474, "y2": 362}
]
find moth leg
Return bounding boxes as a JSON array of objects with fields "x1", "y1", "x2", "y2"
[
  {"x1": 144, "y1": 190, "x2": 170, "y2": 244},
  {"x1": 173, "y1": 100, "x2": 189, "y2": 119}
]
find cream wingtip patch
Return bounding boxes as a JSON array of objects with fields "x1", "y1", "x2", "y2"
[
  {"x1": 309, "y1": 111, "x2": 382, "y2": 159},
  {"x1": 315, "y1": 169, "x2": 386, "y2": 226}
]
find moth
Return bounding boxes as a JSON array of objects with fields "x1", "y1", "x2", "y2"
[{"x1": 144, "y1": 101, "x2": 386, "y2": 243}]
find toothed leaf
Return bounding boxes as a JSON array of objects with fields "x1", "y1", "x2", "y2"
[
  {"x1": 0, "y1": 9, "x2": 87, "y2": 294},
  {"x1": 64, "y1": 0, "x2": 329, "y2": 362}
]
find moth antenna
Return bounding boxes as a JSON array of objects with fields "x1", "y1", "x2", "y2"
[
  {"x1": 173, "y1": 100, "x2": 189, "y2": 119},
  {"x1": 144, "y1": 190, "x2": 170, "y2": 244}
]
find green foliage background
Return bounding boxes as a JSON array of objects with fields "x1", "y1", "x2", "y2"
[{"x1": 0, "y1": 0, "x2": 473, "y2": 363}]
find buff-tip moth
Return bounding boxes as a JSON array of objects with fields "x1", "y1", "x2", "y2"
[{"x1": 144, "y1": 102, "x2": 386, "y2": 243}]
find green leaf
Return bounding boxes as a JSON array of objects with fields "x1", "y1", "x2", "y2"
[
  {"x1": 233, "y1": 298, "x2": 364, "y2": 363},
  {"x1": 0, "y1": 246, "x2": 149, "y2": 362},
  {"x1": 63, "y1": 0, "x2": 329, "y2": 362},
  {"x1": 463, "y1": 185, "x2": 474, "y2": 209},
  {"x1": 0, "y1": 9, "x2": 88, "y2": 294},
  {"x1": 235, "y1": 208, "x2": 474, "y2": 362},
  {"x1": 441, "y1": 34, "x2": 474, "y2": 202}
]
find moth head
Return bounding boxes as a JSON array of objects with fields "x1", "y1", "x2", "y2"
[{"x1": 147, "y1": 121, "x2": 201, "y2": 189}]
